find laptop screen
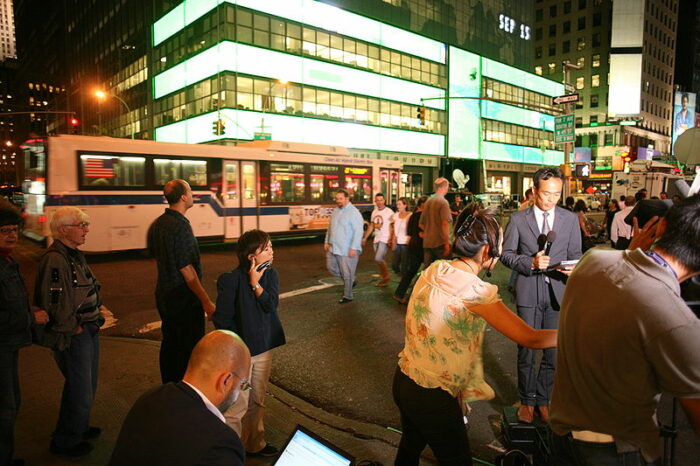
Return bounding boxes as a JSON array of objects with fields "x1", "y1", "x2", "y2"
[{"x1": 273, "y1": 426, "x2": 353, "y2": 466}]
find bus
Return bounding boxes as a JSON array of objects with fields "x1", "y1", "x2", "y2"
[{"x1": 20, "y1": 135, "x2": 402, "y2": 252}]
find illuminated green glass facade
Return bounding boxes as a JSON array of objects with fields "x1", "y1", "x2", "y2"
[{"x1": 152, "y1": 0, "x2": 564, "y2": 167}]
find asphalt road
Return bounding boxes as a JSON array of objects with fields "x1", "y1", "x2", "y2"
[{"x1": 12, "y1": 232, "x2": 700, "y2": 464}]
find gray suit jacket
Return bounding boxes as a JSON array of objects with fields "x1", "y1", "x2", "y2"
[{"x1": 501, "y1": 206, "x2": 582, "y2": 307}]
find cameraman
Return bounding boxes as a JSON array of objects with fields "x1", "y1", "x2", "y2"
[{"x1": 550, "y1": 195, "x2": 700, "y2": 465}]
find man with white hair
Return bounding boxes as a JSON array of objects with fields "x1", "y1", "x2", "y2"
[
  {"x1": 110, "y1": 330, "x2": 251, "y2": 466},
  {"x1": 35, "y1": 206, "x2": 104, "y2": 457}
]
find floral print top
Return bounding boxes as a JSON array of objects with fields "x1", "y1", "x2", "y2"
[{"x1": 398, "y1": 260, "x2": 501, "y2": 401}]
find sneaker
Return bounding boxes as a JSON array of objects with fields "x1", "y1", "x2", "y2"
[
  {"x1": 339, "y1": 297, "x2": 353, "y2": 304},
  {"x1": 83, "y1": 426, "x2": 102, "y2": 440},
  {"x1": 247, "y1": 444, "x2": 279, "y2": 457},
  {"x1": 50, "y1": 440, "x2": 93, "y2": 457}
]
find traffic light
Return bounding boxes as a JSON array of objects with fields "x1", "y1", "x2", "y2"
[
  {"x1": 416, "y1": 106, "x2": 426, "y2": 125},
  {"x1": 211, "y1": 119, "x2": 226, "y2": 136},
  {"x1": 574, "y1": 163, "x2": 591, "y2": 178},
  {"x1": 70, "y1": 117, "x2": 79, "y2": 134}
]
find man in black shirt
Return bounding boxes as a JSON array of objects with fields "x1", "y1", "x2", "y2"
[{"x1": 148, "y1": 180, "x2": 216, "y2": 383}]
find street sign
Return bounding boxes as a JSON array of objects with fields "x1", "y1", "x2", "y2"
[
  {"x1": 554, "y1": 114, "x2": 575, "y2": 144},
  {"x1": 552, "y1": 93, "x2": 580, "y2": 105},
  {"x1": 254, "y1": 132, "x2": 271, "y2": 141}
]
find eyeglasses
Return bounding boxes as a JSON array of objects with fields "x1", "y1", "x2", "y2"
[
  {"x1": 232, "y1": 371, "x2": 252, "y2": 391},
  {"x1": 63, "y1": 222, "x2": 90, "y2": 229},
  {"x1": 0, "y1": 225, "x2": 19, "y2": 235}
]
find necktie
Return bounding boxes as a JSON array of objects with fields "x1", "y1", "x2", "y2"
[{"x1": 542, "y1": 211, "x2": 550, "y2": 235}]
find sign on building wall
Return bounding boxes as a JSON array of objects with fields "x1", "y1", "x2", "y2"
[{"x1": 672, "y1": 91, "x2": 697, "y2": 153}]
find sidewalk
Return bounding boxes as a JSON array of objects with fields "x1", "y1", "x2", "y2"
[{"x1": 14, "y1": 336, "x2": 429, "y2": 466}]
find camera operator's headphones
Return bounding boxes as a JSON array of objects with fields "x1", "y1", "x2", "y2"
[{"x1": 455, "y1": 211, "x2": 502, "y2": 259}]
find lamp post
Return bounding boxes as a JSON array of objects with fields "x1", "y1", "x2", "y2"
[{"x1": 95, "y1": 90, "x2": 134, "y2": 139}]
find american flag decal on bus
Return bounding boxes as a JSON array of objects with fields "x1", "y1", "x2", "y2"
[{"x1": 85, "y1": 158, "x2": 115, "y2": 178}]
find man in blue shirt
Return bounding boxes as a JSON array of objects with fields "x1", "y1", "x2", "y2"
[{"x1": 325, "y1": 189, "x2": 364, "y2": 304}]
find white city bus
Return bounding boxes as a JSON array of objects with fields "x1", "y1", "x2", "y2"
[{"x1": 20, "y1": 135, "x2": 402, "y2": 252}]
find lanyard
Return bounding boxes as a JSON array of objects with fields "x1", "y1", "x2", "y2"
[{"x1": 644, "y1": 250, "x2": 678, "y2": 281}]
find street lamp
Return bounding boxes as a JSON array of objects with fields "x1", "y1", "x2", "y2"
[{"x1": 95, "y1": 90, "x2": 134, "y2": 139}]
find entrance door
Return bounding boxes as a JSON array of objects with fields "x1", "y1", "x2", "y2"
[
  {"x1": 380, "y1": 169, "x2": 401, "y2": 204},
  {"x1": 241, "y1": 161, "x2": 258, "y2": 232},
  {"x1": 223, "y1": 161, "x2": 241, "y2": 239}
]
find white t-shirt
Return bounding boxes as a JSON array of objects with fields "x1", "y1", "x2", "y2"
[
  {"x1": 392, "y1": 212, "x2": 411, "y2": 245},
  {"x1": 371, "y1": 207, "x2": 394, "y2": 243}
]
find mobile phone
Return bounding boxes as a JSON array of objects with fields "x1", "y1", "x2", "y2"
[{"x1": 256, "y1": 260, "x2": 271, "y2": 272}]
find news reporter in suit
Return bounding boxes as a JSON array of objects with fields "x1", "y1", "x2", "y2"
[
  {"x1": 501, "y1": 167, "x2": 582, "y2": 423},
  {"x1": 109, "y1": 330, "x2": 251, "y2": 466}
]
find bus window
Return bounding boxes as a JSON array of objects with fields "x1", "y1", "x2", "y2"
[
  {"x1": 80, "y1": 154, "x2": 145, "y2": 187},
  {"x1": 225, "y1": 163, "x2": 238, "y2": 201},
  {"x1": 242, "y1": 163, "x2": 256, "y2": 200},
  {"x1": 154, "y1": 158, "x2": 207, "y2": 187},
  {"x1": 309, "y1": 165, "x2": 339, "y2": 202},
  {"x1": 344, "y1": 167, "x2": 371, "y2": 203},
  {"x1": 269, "y1": 163, "x2": 305, "y2": 203}
]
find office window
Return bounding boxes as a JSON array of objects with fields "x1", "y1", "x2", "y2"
[
  {"x1": 578, "y1": 17, "x2": 586, "y2": 30},
  {"x1": 592, "y1": 54, "x2": 601, "y2": 67},
  {"x1": 592, "y1": 74, "x2": 600, "y2": 87},
  {"x1": 536, "y1": 28, "x2": 543, "y2": 40},
  {"x1": 563, "y1": 40, "x2": 570, "y2": 53},
  {"x1": 549, "y1": 43, "x2": 556, "y2": 56},
  {"x1": 592, "y1": 33, "x2": 601, "y2": 47},
  {"x1": 564, "y1": 1, "x2": 572, "y2": 14},
  {"x1": 577, "y1": 37, "x2": 586, "y2": 50},
  {"x1": 563, "y1": 21, "x2": 571, "y2": 34},
  {"x1": 549, "y1": 25, "x2": 556, "y2": 37},
  {"x1": 593, "y1": 12, "x2": 602, "y2": 27},
  {"x1": 536, "y1": 46, "x2": 543, "y2": 58},
  {"x1": 535, "y1": 66, "x2": 543, "y2": 75},
  {"x1": 605, "y1": 133, "x2": 614, "y2": 145},
  {"x1": 536, "y1": 9, "x2": 543, "y2": 21},
  {"x1": 576, "y1": 76, "x2": 585, "y2": 89},
  {"x1": 548, "y1": 62, "x2": 557, "y2": 74},
  {"x1": 579, "y1": 0, "x2": 587, "y2": 9},
  {"x1": 590, "y1": 115, "x2": 598, "y2": 123},
  {"x1": 575, "y1": 116, "x2": 583, "y2": 127},
  {"x1": 591, "y1": 94, "x2": 599, "y2": 107},
  {"x1": 577, "y1": 56, "x2": 585, "y2": 67},
  {"x1": 550, "y1": 5, "x2": 557, "y2": 17}
]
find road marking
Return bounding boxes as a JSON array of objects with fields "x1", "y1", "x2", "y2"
[
  {"x1": 279, "y1": 283, "x2": 335, "y2": 299},
  {"x1": 139, "y1": 321, "x2": 162, "y2": 333},
  {"x1": 101, "y1": 308, "x2": 118, "y2": 329},
  {"x1": 137, "y1": 280, "x2": 338, "y2": 333}
]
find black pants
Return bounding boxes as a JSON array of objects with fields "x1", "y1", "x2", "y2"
[
  {"x1": 392, "y1": 367, "x2": 472, "y2": 465},
  {"x1": 0, "y1": 350, "x2": 20, "y2": 464},
  {"x1": 516, "y1": 282, "x2": 559, "y2": 406},
  {"x1": 394, "y1": 249, "x2": 423, "y2": 299},
  {"x1": 551, "y1": 432, "x2": 661, "y2": 466},
  {"x1": 156, "y1": 285, "x2": 205, "y2": 384}
]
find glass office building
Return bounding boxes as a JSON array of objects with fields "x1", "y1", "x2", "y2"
[{"x1": 152, "y1": 0, "x2": 564, "y2": 196}]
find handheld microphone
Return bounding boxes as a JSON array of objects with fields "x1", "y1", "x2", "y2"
[
  {"x1": 544, "y1": 231, "x2": 557, "y2": 256},
  {"x1": 537, "y1": 234, "x2": 547, "y2": 252}
]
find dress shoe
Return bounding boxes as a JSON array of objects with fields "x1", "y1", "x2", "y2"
[
  {"x1": 247, "y1": 444, "x2": 279, "y2": 457},
  {"x1": 517, "y1": 405, "x2": 535, "y2": 423},
  {"x1": 83, "y1": 426, "x2": 102, "y2": 440},
  {"x1": 352, "y1": 280, "x2": 357, "y2": 288},
  {"x1": 536, "y1": 405, "x2": 550, "y2": 422},
  {"x1": 50, "y1": 440, "x2": 93, "y2": 457},
  {"x1": 339, "y1": 297, "x2": 353, "y2": 304}
]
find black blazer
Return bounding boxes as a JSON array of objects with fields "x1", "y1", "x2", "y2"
[
  {"x1": 109, "y1": 382, "x2": 244, "y2": 466},
  {"x1": 501, "y1": 206, "x2": 582, "y2": 307},
  {"x1": 213, "y1": 267, "x2": 285, "y2": 357}
]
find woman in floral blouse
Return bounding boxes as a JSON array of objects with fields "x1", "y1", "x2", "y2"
[{"x1": 392, "y1": 206, "x2": 557, "y2": 465}]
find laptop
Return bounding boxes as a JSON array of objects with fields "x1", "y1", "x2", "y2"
[{"x1": 272, "y1": 425, "x2": 355, "y2": 466}]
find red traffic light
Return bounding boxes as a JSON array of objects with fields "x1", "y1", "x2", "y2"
[{"x1": 70, "y1": 117, "x2": 79, "y2": 126}]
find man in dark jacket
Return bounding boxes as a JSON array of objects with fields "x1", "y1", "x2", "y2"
[
  {"x1": 0, "y1": 201, "x2": 49, "y2": 465},
  {"x1": 110, "y1": 330, "x2": 251, "y2": 466}
]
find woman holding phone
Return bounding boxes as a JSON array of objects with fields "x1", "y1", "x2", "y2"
[{"x1": 213, "y1": 229, "x2": 285, "y2": 457}]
